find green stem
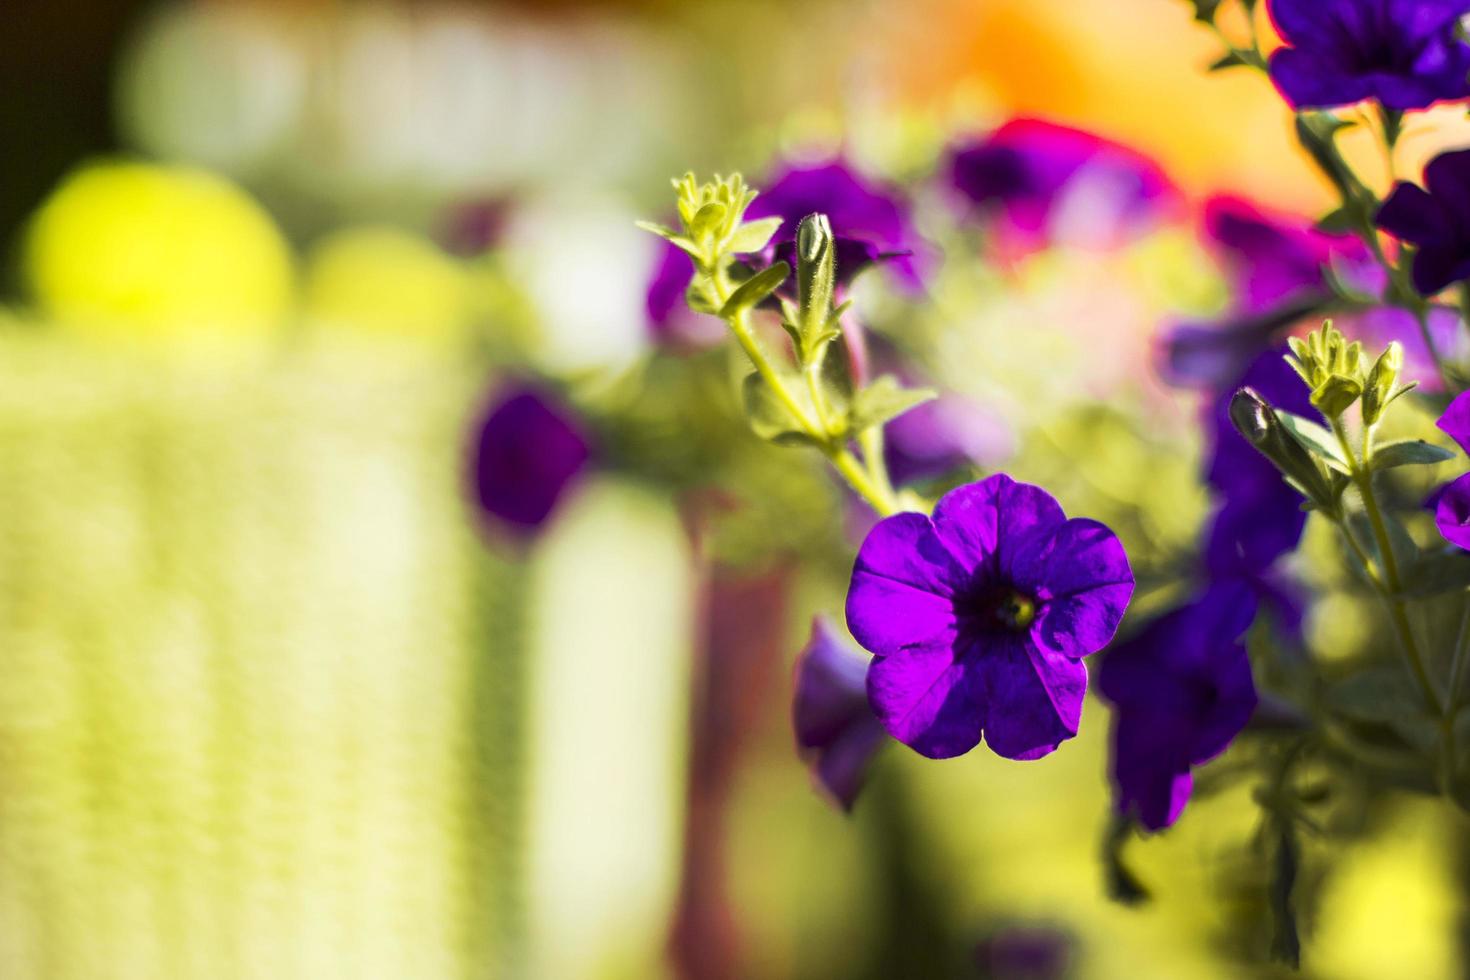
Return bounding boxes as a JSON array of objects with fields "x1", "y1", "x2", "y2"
[
  {"x1": 709, "y1": 265, "x2": 901, "y2": 517},
  {"x1": 1331, "y1": 417, "x2": 1443, "y2": 716},
  {"x1": 1448, "y1": 593, "x2": 1470, "y2": 713}
]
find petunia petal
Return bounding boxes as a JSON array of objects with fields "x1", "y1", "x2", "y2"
[
  {"x1": 1423, "y1": 149, "x2": 1470, "y2": 226},
  {"x1": 866, "y1": 645, "x2": 985, "y2": 759},
  {"x1": 930, "y1": 474, "x2": 1065, "y2": 581},
  {"x1": 1268, "y1": 48, "x2": 1373, "y2": 109},
  {"x1": 1011, "y1": 518, "x2": 1134, "y2": 660},
  {"x1": 978, "y1": 637, "x2": 1085, "y2": 761},
  {"x1": 1435, "y1": 472, "x2": 1470, "y2": 550},
  {"x1": 1377, "y1": 183, "x2": 1454, "y2": 248},
  {"x1": 1436, "y1": 391, "x2": 1470, "y2": 457},
  {"x1": 1111, "y1": 712, "x2": 1193, "y2": 832},
  {"x1": 1410, "y1": 244, "x2": 1470, "y2": 297},
  {"x1": 846, "y1": 513, "x2": 963, "y2": 658}
]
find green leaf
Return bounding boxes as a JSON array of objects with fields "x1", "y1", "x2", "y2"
[
  {"x1": 849, "y1": 376, "x2": 937, "y2": 433},
  {"x1": 718, "y1": 262, "x2": 789, "y2": 319},
  {"x1": 1398, "y1": 548, "x2": 1470, "y2": 597},
  {"x1": 685, "y1": 280, "x2": 718, "y2": 315},
  {"x1": 1327, "y1": 666, "x2": 1424, "y2": 724},
  {"x1": 1309, "y1": 374, "x2": 1362, "y2": 418},
  {"x1": 1275, "y1": 410, "x2": 1351, "y2": 474},
  {"x1": 1372, "y1": 439, "x2": 1455, "y2": 471},
  {"x1": 1316, "y1": 207, "x2": 1354, "y2": 235},
  {"x1": 742, "y1": 371, "x2": 816, "y2": 446},
  {"x1": 689, "y1": 202, "x2": 727, "y2": 242},
  {"x1": 725, "y1": 217, "x2": 782, "y2": 255},
  {"x1": 634, "y1": 220, "x2": 701, "y2": 260},
  {"x1": 1209, "y1": 50, "x2": 1246, "y2": 71},
  {"x1": 1349, "y1": 509, "x2": 1420, "y2": 575}
]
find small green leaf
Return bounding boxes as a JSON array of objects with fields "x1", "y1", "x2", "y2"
[
  {"x1": 1275, "y1": 410, "x2": 1351, "y2": 474},
  {"x1": 635, "y1": 220, "x2": 702, "y2": 260},
  {"x1": 1398, "y1": 548, "x2": 1470, "y2": 597},
  {"x1": 1372, "y1": 439, "x2": 1455, "y2": 471},
  {"x1": 718, "y1": 261, "x2": 789, "y2": 319},
  {"x1": 1316, "y1": 207, "x2": 1354, "y2": 235},
  {"x1": 689, "y1": 202, "x2": 727, "y2": 241},
  {"x1": 1209, "y1": 50, "x2": 1246, "y2": 71},
  {"x1": 726, "y1": 217, "x2": 782, "y2": 255},
  {"x1": 742, "y1": 370, "x2": 817, "y2": 446},
  {"x1": 685, "y1": 280, "x2": 718, "y2": 315},
  {"x1": 849, "y1": 376, "x2": 937, "y2": 432},
  {"x1": 1309, "y1": 374, "x2": 1362, "y2": 418},
  {"x1": 1327, "y1": 666, "x2": 1424, "y2": 723}
]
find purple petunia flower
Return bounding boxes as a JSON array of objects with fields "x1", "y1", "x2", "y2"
[
  {"x1": 947, "y1": 118, "x2": 1180, "y2": 252},
  {"x1": 469, "y1": 384, "x2": 591, "y2": 532},
  {"x1": 1098, "y1": 582, "x2": 1259, "y2": 831},
  {"x1": 1266, "y1": 0, "x2": 1470, "y2": 111},
  {"x1": 792, "y1": 618, "x2": 888, "y2": 811},
  {"x1": 645, "y1": 159, "x2": 925, "y2": 344},
  {"x1": 845, "y1": 474, "x2": 1134, "y2": 761},
  {"x1": 1432, "y1": 391, "x2": 1470, "y2": 548},
  {"x1": 1378, "y1": 148, "x2": 1470, "y2": 297}
]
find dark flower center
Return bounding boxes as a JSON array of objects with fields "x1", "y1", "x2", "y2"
[{"x1": 957, "y1": 586, "x2": 1038, "y2": 635}]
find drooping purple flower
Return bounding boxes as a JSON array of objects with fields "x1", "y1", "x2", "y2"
[
  {"x1": 1378, "y1": 148, "x2": 1470, "y2": 297},
  {"x1": 1266, "y1": 0, "x2": 1470, "y2": 111},
  {"x1": 1433, "y1": 391, "x2": 1470, "y2": 548},
  {"x1": 792, "y1": 618, "x2": 888, "y2": 811},
  {"x1": 1098, "y1": 583, "x2": 1259, "y2": 831},
  {"x1": 469, "y1": 384, "x2": 590, "y2": 531},
  {"x1": 946, "y1": 118, "x2": 1181, "y2": 252},
  {"x1": 644, "y1": 159, "x2": 926, "y2": 344},
  {"x1": 845, "y1": 474, "x2": 1134, "y2": 761}
]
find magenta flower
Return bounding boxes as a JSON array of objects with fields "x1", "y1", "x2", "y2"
[
  {"x1": 1266, "y1": 0, "x2": 1470, "y2": 111},
  {"x1": 845, "y1": 474, "x2": 1133, "y2": 760},
  {"x1": 947, "y1": 118, "x2": 1180, "y2": 251},
  {"x1": 1098, "y1": 584, "x2": 1259, "y2": 831},
  {"x1": 1378, "y1": 149, "x2": 1470, "y2": 297},
  {"x1": 1432, "y1": 391, "x2": 1470, "y2": 548},
  {"x1": 792, "y1": 618, "x2": 888, "y2": 811},
  {"x1": 469, "y1": 384, "x2": 590, "y2": 532}
]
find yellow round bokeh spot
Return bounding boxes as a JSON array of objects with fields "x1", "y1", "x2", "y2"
[
  {"x1": 302, "y1": 226, "x2": 471, "y2": 344},
  {"x1": 23, "y1": 160, "x2": 293, "y2": 341}
]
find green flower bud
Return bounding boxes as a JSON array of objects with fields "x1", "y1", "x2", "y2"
[
  {"x1": 1309, "y1": 374, "x2": 1363, "y2": 419},
  {"x1": 1361, "y1": 341, "x2": 1404, "y2": 425},
  {"x1": 796, "y1": 212, "x2": 836, "y2": 343},
  {"x1": 1229, "y1": 387, "x2": 1340, "y2": 512}
]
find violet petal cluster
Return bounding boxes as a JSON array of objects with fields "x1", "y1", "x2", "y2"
[
  {"x1": 845, "y1": 474, "x2": 1133, "y2": 760},
  {"x1": 470, "y1": 384, "x2": 591, "y2": 532},
  {"x1": 1266, "y1": 0, "x2": 1470, "y2": 111},
  {"x1": 1098, "y1": 583, "x2": 1259, "y2": 831},
  {"x1": 1432, "y1": 391, "x2": 1470, "y2": 548},
  {"x1": 792, "y1": 618, "x2": 888, "y2": 811},
  {"x1": 947, "y1": 118, "x2": 1179, "y2": 250},
  {"x1": 1377, "y1": 148, "x2": 1470, "y2": 297}
]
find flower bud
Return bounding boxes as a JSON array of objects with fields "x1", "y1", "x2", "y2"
[
  {"x1": 1309, "y1": 374, "x2": 1363, "y2": 419},
  {"x1": 1361, "y1": 341, "x2": 1404, "y2": 425},
  {"x1": 796, "y1": 212, "x2": 837, "y2": 340},
  {"x1": 1229, "y1": 387, "x2": 1339, "y2": 512}
]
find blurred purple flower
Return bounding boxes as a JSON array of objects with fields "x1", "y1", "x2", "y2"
[
  {"x1": 1433, "y1": 391, "x2": 1470, "y2": 548},
  {"x1": 1378, "y1": 148, "x2": 1470, "y2": 296},
  {"x1": 1160, "y1": 196, "x2": 1378, "y2": 389},
  {"x1": 1266, "y1": 0, "x2": 1470, "y2": 110},
  {"x1": 947, "y1": 118, "x2": 1181, "y2": 251},
  {"x1": 1203, "y1": 347, "x2": 1316, "y2": 575},
  {"x1": 884, "y1": 393, "x2": 1014, "y2": 487},
  {"x1": 645, "y1": 159, "x2": 926, "y2": 344},
  {"x1": 845, "y1": 474, "x2": 1133, "y2": 760},
  {"x1": 792, "y1": 618, "x2": 888, "y2": 811},
  {"x1": 1098, "y1": 582, "x2": 1259, "y2": 831},
  {"x1": 973, "y1": 923, "x2": 1074, "y2": 980},
  {"x1": 470, "y1": 384, "x2": 590, "y2": 532}
]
